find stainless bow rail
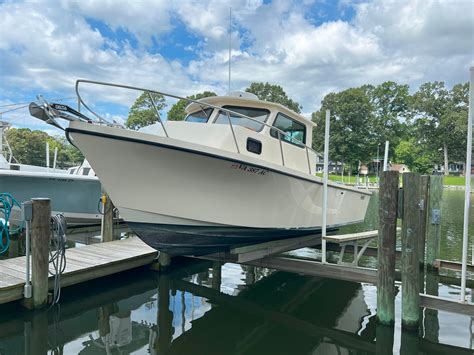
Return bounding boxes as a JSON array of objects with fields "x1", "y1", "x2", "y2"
[{"x1": 49, "y1": 80, "x2": 319, "y2": 174}]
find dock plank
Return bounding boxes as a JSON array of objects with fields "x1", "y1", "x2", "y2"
[{"x1": 0, "y1": 237, "x2": 158, "y2": 305}]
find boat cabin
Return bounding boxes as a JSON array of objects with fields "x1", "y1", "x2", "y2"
[{"x1": 141, "y1": 92, "x2": 317, "y2": 174}]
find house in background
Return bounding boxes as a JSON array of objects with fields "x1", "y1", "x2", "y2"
[
  {"x1": 314, "y1": 153, "x2": 343, "y2": 174},
  {"x1": 433, "y1": 162, "x2": 465, "y2": 176},
  {"x1": 389, "y1": 163, "x2": 410, "y2": 173}
]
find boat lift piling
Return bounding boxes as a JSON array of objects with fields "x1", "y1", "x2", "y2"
[
  {"x1": 461, "y1": 66, "x2": 474, "y2": 302},
  {"x1": 400, "y1": 173, "x2": 422, "y2": 330},
  {"x1": 321, "y1": 109, "x2": 330, "y2": 264},
  {"x1": 376, "y1": 170, "x2": 399, "y2": 325},
  {"x1": 426, "y1": 175, "x2": 443, "y2": 269}
]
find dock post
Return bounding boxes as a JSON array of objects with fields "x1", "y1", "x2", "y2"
[
  {"x1": 376, "y1": 323, "x2": 394, "y2": 355},
  {"x1": 401, "y1": 173, "x2": 421, "y2": 330},
  {"x1": 426, "y1": 175, "x2": 443, "y2": 269},
  {"x1": 159, "y1": 252, "x2": 172, "y2": 270},
  {"x1": 418, "y1": 176, "x2": 430, "y2": 269},
  {"x1": 102, "y1": 193, "x2": 114, "y2": 242},
  {"x1": 31, "y1": 198, "x2": 51, "y2": 309},
  {"x1": 377, "y1": 171, "x2": 399, "y2": 325}
]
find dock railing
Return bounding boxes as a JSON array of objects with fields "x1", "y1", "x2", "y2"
[{"x1": 74, "y1": 79, "x2": 317, "y2": 175}]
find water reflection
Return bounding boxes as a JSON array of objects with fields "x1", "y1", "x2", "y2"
[{"x1": 0, "y1": 260, "x2": 472, "y2": 354}]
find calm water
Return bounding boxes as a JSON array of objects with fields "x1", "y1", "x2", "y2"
[{"x1": 0, "y1": 189, "x2": 473, "y2": 354}]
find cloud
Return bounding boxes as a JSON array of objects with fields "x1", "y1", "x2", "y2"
[{"x1": 0, "y1": 0, "x2": 472, "y2": 131}]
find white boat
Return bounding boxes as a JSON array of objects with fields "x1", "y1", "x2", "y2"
[
  {"x1": 0, "y1": 120, "x2": 103, "y2": 226},
  {"x1": 30, "y1": 80, "x2": 371, "y2": 255}
]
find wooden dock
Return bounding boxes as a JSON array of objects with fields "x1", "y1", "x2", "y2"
[{"x1": 0, "y1": 237, "x2": 157, "y2": 305}]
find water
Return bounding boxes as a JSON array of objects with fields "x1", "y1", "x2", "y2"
[{"x1": 0, "y1": 190, "x2": 473, "y2": 354}]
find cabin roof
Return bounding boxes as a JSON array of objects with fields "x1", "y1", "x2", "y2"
[{"x1": 185, "y1": 95, "x2": 316, "y2": 127}]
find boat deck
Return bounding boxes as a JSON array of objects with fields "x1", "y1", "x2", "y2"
[{"x1": 0, "y1": 237, "x2": 157, "y2": 305}]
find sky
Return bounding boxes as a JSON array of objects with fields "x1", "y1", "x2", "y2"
[{"x1": 0, "y1": 0, "x2": 473, "y2": 135}]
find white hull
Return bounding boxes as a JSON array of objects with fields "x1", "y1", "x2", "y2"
[{"x1": 67, "y1": 122, "x2": 370, "y2": 234}]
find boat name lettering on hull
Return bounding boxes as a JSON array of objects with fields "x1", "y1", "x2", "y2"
[{"x1": 230, "y1": 163, "x2": 269, "y2": 176}]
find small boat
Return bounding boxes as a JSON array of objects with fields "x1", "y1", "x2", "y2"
[
  {"x1": 30, "y1": 80, "x2": 371, "y2": 255},
  {"x1": 0, "y1": 120, "x2": 103, "y2": 226}
]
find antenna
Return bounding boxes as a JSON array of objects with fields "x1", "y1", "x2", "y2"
[{"x1": 228, "y1": 6, "x2": 232, "y2": 93}]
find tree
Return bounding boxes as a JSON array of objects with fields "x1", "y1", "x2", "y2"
[
  {"x1": 410, "y1": 81, "x2": 453, "y2": 175},
  {"x1": 245, "y1": 82, "x2": 302, "y2": 113},
  {"x1": 5, "y1": 128, "x2": 49, "y2": 166},
  {"x1": 311, "y1": 87, "x2": 374, "y2": 169},
  {"x1": 394, "y1": 139, "x2": 433, "y2": 174},
  {"x1": 4, "y1": 128, "x2": 83, "y2": 167},
  {"x1": 125, "y1": 92, "x2": 167, "y2": 130},
  {"x1": 362, "y1": 81, "x2": 410, "y2": 156},
  {"x1": 167, "y1": 91, "x2": 217, "y2": 121}
]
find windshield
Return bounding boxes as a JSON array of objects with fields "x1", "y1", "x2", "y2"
[
  {"x1": 214, "y1": 106, "x2": 270, "y2": 131},
  {"x1": 185, "y1": 108, "x2": 213, "y2": 123}
]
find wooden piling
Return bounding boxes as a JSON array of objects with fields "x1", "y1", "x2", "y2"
[
  {"x1": 102, "y1": 192, "x2": 114, "y2": 242},
  {"x1": 211, "y1": 261, "x2": 222, "y2": 291},
  {"x1": 426, "y1": 175, "x2": 443, "y2": 269},
  {"x1": 159, "y1": 252, "x2": 172, "y2": 270},
  {"x1": 377, "y1": 171, "x2": 399, "y2": 325},
  {"x1": 376, "y1": 323, "x2": 394, "y2": 355},
  {"x1": 31, "y1": 198, "x2": 51, "y2": 309},
  {"x1": 419, "y1": 176, "x2": 430, "y2": 269},
  {"x1": 401, "y1": 173, "x2": 421, "y2": 330}
]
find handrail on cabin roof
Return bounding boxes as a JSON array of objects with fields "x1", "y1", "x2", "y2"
[{"x1": 74, "y1": 79, "x2": 321, "y2": 164}]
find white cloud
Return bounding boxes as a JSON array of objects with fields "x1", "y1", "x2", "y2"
[{"x1": 0, "y1": 0, "x2": 472, "y2": 131}]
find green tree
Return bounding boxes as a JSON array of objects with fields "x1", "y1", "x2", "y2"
[
  {"x1": 126, "y1": 92, "x2": 167, "y2": 130},
  {"x1": 312, "y1": 87, "x2": 374, "y2": 169},
  {"x1": 167, "y1": 91, "x2": 217, "y2": 121},
  {"x1": 362, "y1": 81, "x2": 410, "y2": 155},
  {"x1": 5, "y1": 128, "x2": 49, "y2": 166},
  {"x1": 245, "y1": 82, "x2": 302, "y2": 113},
  {"x1": 410, "y1": 81, "x2": 469, "y2": 175},
  {"x1": 394, "y1": 139, "x2": 433, "y2": 174},
  {"x1": 5, "y1": 128, "x2": 84, "y2": 167}
]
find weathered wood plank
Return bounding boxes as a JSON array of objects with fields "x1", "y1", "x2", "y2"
[
  {"x1": 324, "y1": 230, "x2": 378, "y2": 242},
  {"x1": 420, "y1": 294, "x2": 474, "y2": 316}
]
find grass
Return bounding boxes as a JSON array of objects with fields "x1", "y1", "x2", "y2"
[
  {"x1": 443, "y1": 176, "x2": 465, "y2": 186},
  {"x1": 315, "y1": 173, "x2": 466, "y2": 186}
]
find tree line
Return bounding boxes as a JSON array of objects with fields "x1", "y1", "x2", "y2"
[
  {"x1": 8, "y1": 80, "x2": 468, "y2": 175},
  {"x1": 312, "y1": 81, "x2": 469, "y2": 174},
  {"x1": 4, "y1": 128, "x2": 83, "y2": 167}
]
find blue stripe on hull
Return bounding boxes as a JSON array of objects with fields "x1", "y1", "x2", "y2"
[{"x1": 129, "y1": 222, "x2": 329, "y2": 256}]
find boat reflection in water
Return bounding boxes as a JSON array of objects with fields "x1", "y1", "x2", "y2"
[{"x1": 0, "y1": 261, "x2": 470, "y2": 354}]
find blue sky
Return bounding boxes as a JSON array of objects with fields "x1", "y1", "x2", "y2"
[{"x1": 0, "y1": 0, "x2": 473, "y2": 135}]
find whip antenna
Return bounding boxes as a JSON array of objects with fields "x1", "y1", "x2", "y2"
[{"x1": 228, "y1": 6, "x2": 232, "y2": 92}]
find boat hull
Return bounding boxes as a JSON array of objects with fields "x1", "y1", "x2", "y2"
[
  {"x1": 129, "y1": 222, "x2": 331, "y2": 256},
  {"x1": 0, "y1": 171, "x2": 102, "y2": 226},
  {"x1": 67, "y1": 122, "x2": 371, "y2": 255}
]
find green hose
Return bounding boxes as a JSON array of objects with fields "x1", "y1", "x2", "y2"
[{"x1": 0, "y1": 192, "x2": 21, "y2": 254}]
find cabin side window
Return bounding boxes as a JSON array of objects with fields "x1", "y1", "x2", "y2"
[
  {"x1": 270, "y1": 113, "x2": 306, "y2": 147},
  {"x1": 185, "y1": 108, "x2": 213, "y2": 123},
  {"x1": 214, "y1": 106, "x2": 270, "y2": 131}
]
